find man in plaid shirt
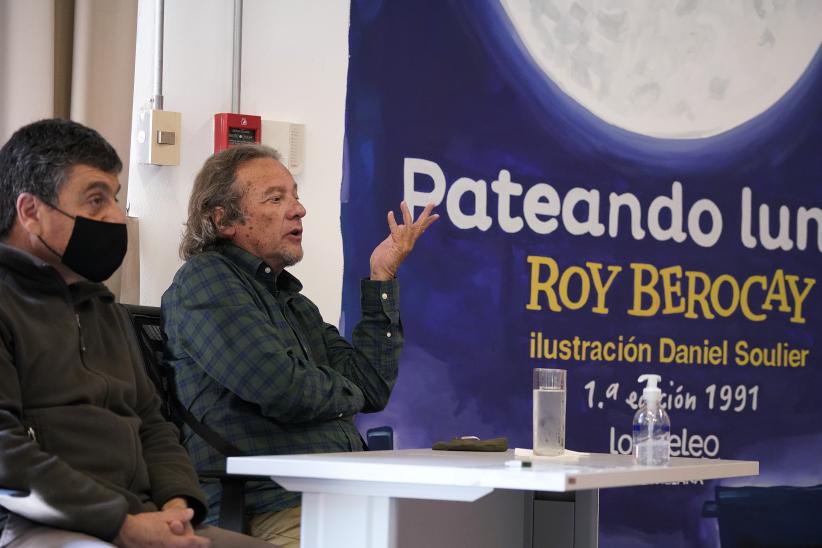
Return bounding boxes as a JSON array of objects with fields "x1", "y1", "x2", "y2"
[{"x1": 161, "y1": 144, "x2": 437, "y2": 546}]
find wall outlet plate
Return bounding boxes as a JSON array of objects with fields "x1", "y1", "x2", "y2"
[{"x1": 136, "y1": 109, "x2": 182, "y2": 166}]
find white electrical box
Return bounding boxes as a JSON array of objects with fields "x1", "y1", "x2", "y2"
[
  {"x1": 261, "y1": 120, "x2": 305, "y2": 175},
  {"x1": 136, "y1": 109, "x2": 182, "y2": 166}
]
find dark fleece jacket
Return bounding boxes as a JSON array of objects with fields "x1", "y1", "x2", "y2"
[{"x1": 0, "y1": 243, "x2": 206, "y2": 541}]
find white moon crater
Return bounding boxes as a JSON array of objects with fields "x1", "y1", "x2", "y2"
[{"x1": 500, "y1": 0, "x2": 822, "y2": 139}]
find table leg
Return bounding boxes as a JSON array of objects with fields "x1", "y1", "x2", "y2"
[
  {"x1": 574, "y1": 489, "x2": 599, "y2": 548},
  {"x1": 301, "y1": 492, "x2": 394, "y2": 548},
  {"x1": 532, "y1": 490, "x2": 599, "y2": 548}
]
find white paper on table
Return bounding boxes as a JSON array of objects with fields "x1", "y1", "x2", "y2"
[{"x1": 514, "y1": 448, "x2": 592, "y2": 463}]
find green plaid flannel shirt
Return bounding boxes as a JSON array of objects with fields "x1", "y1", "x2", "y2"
[{"x1": 161, "y1": 244, "x2": 402, "y2": 522}]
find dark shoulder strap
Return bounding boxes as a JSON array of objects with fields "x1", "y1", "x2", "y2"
[{"x1": 168, "y1": 396, "x2": 247, "y2": 457}]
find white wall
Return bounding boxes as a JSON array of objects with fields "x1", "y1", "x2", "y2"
[
  {"x1": 72, "y1": 0, "x2": 139, "y2": 301},
  {"x1": 127, "y1": 0, "x2": 350, "y2": 323},
  {"x1": 0, "y1": 0, "x2": 54, "y2": 143},
  {"x1": 242, "y1": 0, "x2": 350, "y2": 323},
  {"x1": 72, "y1": 0, "x2": 138, "y2": 193}
]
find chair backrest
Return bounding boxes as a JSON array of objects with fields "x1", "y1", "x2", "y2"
[
  {"x1": 122, "y1": 304, "x2": 177, "y2": 424},
  {"x1": 366, "y1": 426, "x2": 394, "y2": 450},
  {"x1": 703, "y1": 484, "x2": 822, "y2": 546}
]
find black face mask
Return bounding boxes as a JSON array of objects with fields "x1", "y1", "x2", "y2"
[{"x1": 38, "y1": 204, "x2": 128, "y2": 282}]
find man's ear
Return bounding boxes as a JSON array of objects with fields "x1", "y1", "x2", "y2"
[
  {"x1": 213, "y1": 207, "x2": 236, "y2": 237},
  {"x1": 16, "y1": 193, "x2": 44, "y2": 236}
]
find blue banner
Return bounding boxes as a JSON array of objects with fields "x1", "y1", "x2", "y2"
[{"x1": 342, "y1": 2, "x2": 822, "y2": 545}]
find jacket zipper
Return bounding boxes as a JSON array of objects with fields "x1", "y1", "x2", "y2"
[
  {"x1": 75, "y1": 311, "x2": 111, "y2": 407},
  {"x1": 74, "y1": 308, "x2": 132, "y2": 482},
  {"x1": 75, "y1": 313, "x2": 87, "y2": 354}
]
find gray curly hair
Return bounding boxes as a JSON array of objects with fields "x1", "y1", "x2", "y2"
[{"x1": 179, "y1": 144, "x2": 280, "y2": 260}]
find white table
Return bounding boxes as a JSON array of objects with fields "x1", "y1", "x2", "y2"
[{"x1": 227, "y1": 449, "x2": 758, "y2": 548}]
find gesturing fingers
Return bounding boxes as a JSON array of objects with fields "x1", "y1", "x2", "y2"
[
  {"x1": 386, "y1": 201, "x2": 439, "y2": 247},
  {"x1": 387, "y1": 210, "x2": 398, "y2": 233},
  {"x1": 413, "y1": 202, "x2": 435, "y2": 224},
  {"x1": 416, "y1": 203, "x2": 439, "y2": 232},
  {"x1": 401, "y1": 200, "x2": 413, "y2": 226},
  {"x1": 409, "y1": 202, "x2": 439, "y2": 240}
]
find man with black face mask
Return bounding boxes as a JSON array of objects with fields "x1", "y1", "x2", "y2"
[{"x1": 0, "y1": 119, "x2": 270, "y2": 548}]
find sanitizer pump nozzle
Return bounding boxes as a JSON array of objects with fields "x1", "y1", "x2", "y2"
[
  {"x1": 632, "y1": 374, "x2": 671, "y2": 466},
  {"x1": 638, "y1": 374, "x2": 662, "y2": 409}
]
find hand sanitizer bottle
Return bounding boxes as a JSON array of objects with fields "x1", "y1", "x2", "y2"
[{"x1": 632, "y1": 374, "x2": 671, "y2": 466}]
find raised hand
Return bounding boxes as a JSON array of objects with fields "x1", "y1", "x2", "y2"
[{"x1": 369, "y1": 201, "x2": 439, "y2": 281}]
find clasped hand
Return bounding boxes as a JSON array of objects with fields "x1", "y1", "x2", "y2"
[{"x1": 114, "y1": 501, "x2": 209, "y2": 548}]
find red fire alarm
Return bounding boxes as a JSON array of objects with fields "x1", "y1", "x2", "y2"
[{"x1": 214, "y1": 113, "x2": 262, "y2": 153}]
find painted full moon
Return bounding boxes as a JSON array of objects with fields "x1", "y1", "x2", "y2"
[{"x1": 501, "y1": 0, "x2": 822, "y2": 139}]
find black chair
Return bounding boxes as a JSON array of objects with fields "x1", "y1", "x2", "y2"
[
  {"x1": 703, "y1": 484, "x2": 822, "y2": 546},
  {"x1": 366, "y1": 426, "x2": 394, "y2": 450},
  {"x1": 122, "y1": 304, "x2": 259, "y2": 533}
]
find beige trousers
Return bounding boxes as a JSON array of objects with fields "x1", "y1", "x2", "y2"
[
  {"x1": 0, "y1": 513, "x2": 271, "y2": 548},
  {"x1": 250, "y1": 505, "x2": 301, "y2": 548}
]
